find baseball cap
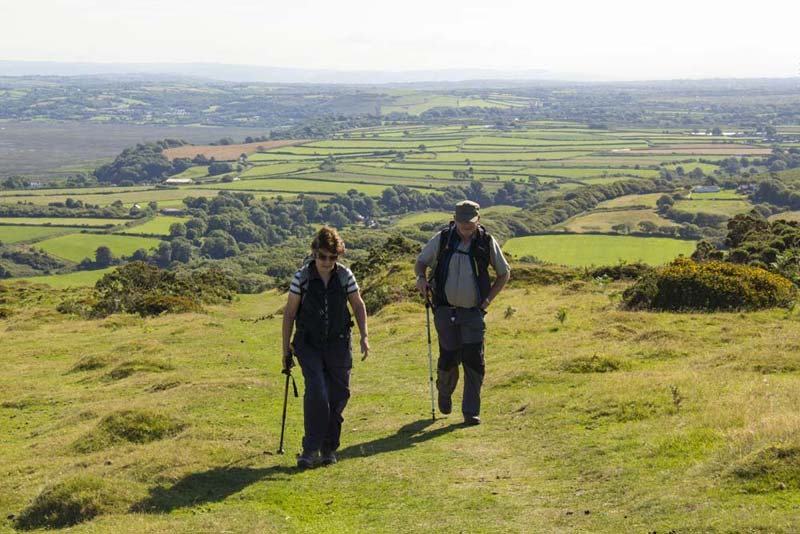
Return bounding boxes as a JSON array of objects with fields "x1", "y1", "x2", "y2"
[{"x1": 454, "y1": 200, "x2": 480, "y2": 223}]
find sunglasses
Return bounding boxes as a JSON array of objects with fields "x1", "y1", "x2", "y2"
[{"x1": 316, "y1": 252, "x2": 339, "y2": 262}]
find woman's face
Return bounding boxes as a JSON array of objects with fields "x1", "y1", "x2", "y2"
[{"x1": 314, "y1": 248, "x2": 339, "y2": 273}]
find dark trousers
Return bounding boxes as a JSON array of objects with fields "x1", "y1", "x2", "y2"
[
  {"x1": 433, "y1": 306, "x2": 486, "y2": 417},
  {"x1": 294, "y1": 335, "x2": 352, "y2": 452}
]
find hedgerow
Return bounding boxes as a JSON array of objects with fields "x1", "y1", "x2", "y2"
[{"x1": 622, "y1": 258, "x2": 796, "y2": 311}]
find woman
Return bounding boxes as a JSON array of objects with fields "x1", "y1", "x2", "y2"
[{"x1": 282, "y1": 226, "x2": 370, "y2": 468}]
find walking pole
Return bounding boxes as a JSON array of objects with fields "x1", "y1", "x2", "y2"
[
  {"x1": 277, "y1": 368, "x2": 298, "y2": 454},
  {"x1": 425, "y1": 291, "x2": 436, "y2": 422}
]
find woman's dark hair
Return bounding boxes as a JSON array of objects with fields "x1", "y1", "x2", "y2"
[{"x1": 311, "y1": 226, "x2": 345, "y2": 255}]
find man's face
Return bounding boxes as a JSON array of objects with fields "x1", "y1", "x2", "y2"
[{"x1": 455, "y1": 220, "x2": 478, "y2": 239}]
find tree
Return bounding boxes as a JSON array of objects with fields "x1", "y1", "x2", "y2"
[
  {"x1": 201, "y1": 230, "x2": 238, "y2": 259},
  {"x1": 208, "y1": 162, "x2": 234, "y2": 176},
  {"x1": 611, "y1": 223, "x2": 631, "y2": 234},
  {"x1": 95, "y1": 246, "x2": 113, "y2": 268},
  {"x1": 153, "y1": 241, "x2": 172, "y2": 268},
  {"x1": 170, "y1": 237, "x2": 193, "y2": 263},
  {"x1": 2, "y1": 176, "x2": 30, "y2": 190},
  {"x1": 638, "y1": 221, "x2": 658, "y2": 233},
  {"x1": 169, "y1": 222, "x2": 187, "y2": 238}
]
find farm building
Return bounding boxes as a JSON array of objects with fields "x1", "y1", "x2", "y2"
[
  {"x1": 692, "y1": 185, "x2": 721, "y2": 193},
  {"x1": 164, "y1": 178, "x2": 194, "y2": 185},
  {"x1": 161, "y1": 208, "x2": 186, "y2": 216}
]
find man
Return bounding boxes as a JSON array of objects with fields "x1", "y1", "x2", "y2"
[{"x1": 414, "y1": 200, "x2": 510, "y2": 425}]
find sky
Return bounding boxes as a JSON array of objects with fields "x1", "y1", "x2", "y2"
[{"x1": 1, "y1": 0, "x2": 798, "y2": 81}]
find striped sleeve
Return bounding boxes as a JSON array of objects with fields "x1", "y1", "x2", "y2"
[
  {"x1": 342, "y1": 265, "x2": 359, "y2": 294},
  {"x1": 288, "y1": 267, "x2": 304, "y2": 295}
]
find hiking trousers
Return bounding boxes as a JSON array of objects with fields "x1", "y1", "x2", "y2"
[
  {"x1": 433, "y1": 306, "x2": 486, "y2": 418},
  {"x1": 294, "y1": 335, "x2": 352, "y2": 453}
]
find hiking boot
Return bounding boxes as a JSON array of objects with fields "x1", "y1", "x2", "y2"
[
  {"x1": 438, "y1": 393, "x2": 452, "y2": 415},
  {"x1": 321, "y1": 449, "x2": 337, "y2": 466},
  {"x1": 463, "y1": 415, "x2": 481, "y2": 426},
  {"x1": 296, "y1": 449, "x2": 317, "y2": 469}
]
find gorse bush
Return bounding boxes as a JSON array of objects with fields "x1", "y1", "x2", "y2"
[
  {"x1": 622, "y1": 258, "x2": 796, "y2": 311},
  {"x1": 58, "y1": 261, "x2": 237, "y2": 318}
]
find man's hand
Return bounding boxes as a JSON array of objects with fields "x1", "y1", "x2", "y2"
[
  {"x1": 360, "y1": 336, "x2": 370, "y2": 361},
  {"x1": 282, "y1": 349, "x2": 294, "y2": 374},
  {"x1": 416, "y1": 274, "x2": 429, "y2": 299}
]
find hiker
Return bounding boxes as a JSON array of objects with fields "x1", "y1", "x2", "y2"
[
  {"x1": 282, "y1": 226, "x2": 370, "y2": 468},
  {"x1": 414, "y1": 200, "x2": 510, "y2": 425}
]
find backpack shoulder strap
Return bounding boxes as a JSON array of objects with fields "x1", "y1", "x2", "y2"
[
  {"x1": 435, "y1": 222, "x2": 456, "y2": 264},
  {"x1": 335, "y1": 263, "x2": 351, "y2": 294}
]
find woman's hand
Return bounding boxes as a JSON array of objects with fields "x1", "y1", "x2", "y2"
[{"x1": 360, "y1": 336, "x2": 370, "y2": 361}]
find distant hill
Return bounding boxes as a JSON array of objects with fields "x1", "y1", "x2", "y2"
[{"x1": 0, "y1": 60, "x2": 559, "y2": 84}]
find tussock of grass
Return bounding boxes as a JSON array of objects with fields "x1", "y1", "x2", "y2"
[
  {"x1": 14, "y1": 475, "x2": 128, "y2": 530},
  {"x1": 69, "y1": 355, "x2": 111, "y2": 373},
  {"x1": 147, "y1": 380, "x2": 183, "y2": 393},
  {"x1": 592, "y1": 323, "x2": 637, "y2": 340},
  {"x1": 635, "y1": 347, "x2": 689, "y2": 360},
  {"x1": 560, "y1": 354, "x2": 623, "y2": 373},
  {"x1": 0, "y1": 306, "x2": 12, "y2": 319},
  {"x1": 633, "y1": 329, "x2": 678, "y2": 342},
  {"x1": 105, "y1": 359, "x2": 173, "y2": 380},
  {"x1": 730, "y1": 444, "x2": 800, "y2": 493},
  {"x1": 72, "y1": 409, "x2": 185, "y2": 452},
  {"x1": 749, "y1": 355, "x2": 800, "y2": 374},
  {"x1": 584, "y1": 399, "x2": 662, "y2": 423},
  {"x1": 496, "y1": 371, "x2": 539, "y2": 389}
]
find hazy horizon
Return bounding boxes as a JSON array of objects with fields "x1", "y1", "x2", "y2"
[{"x1": 1, "y1": 0, "x2": 798, "y2": 82}]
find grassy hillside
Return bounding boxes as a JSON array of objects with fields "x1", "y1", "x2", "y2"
[
  {"x1": 2, "y1": 274, "x2": 800, "y2": 532},
  {"x1": 503, "y1": 234, "x2": 697, "y2": 266}
]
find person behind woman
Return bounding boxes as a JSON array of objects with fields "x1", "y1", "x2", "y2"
[{"x1": 282, "y1": 226, "x2": 370, "y2": 468}]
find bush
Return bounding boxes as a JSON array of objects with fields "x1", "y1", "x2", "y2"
[
  {"x1": 590, "y1": 262, "x2": 652, "y2": 281},
  {"x1": 622, "y1": 258, "x2": 796, "y2": 311},
  {"x1": 70, "y1": 261, "x2": 237, "y2": 318}
]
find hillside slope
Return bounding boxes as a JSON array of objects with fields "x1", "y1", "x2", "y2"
[{"x1": 2, "y1": 277, "x2": 800, "y2": 532}]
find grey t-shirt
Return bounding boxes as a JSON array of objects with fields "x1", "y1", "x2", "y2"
[{"x1": 417, "y1": 228, "x2": 510, "y2": 308}]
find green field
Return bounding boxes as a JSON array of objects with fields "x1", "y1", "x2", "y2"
[
  {"x1": 503, "y1": 234, "x2": 697, "y2": 266},
  {"x1": 240, "y1": 162, "x2": 317, "y2": 178},
  {"x1": 597, "y1": 193, "x2": 665, "y2": 209},
  {"x1": 0, "y1": 217, "x2": 128, "y2": 227},
  {"x1": 0, "y1": 185, "x2": 152, "y2": 198},
  {"x1": 116, "y1": 216, "x2": 189, "y2": 236},
  {"x1": 36, "y1": 234, "x2": 162, "y2": 262},
  {"x1": 690, "y1": 189, "x2": 746, "y2": 200},
  {"x1": 0, "y1": 188, "x2": 223, "y2": 207},
  {"x1": 770, "y1": 211, "x2": 800, "y2": 222},
  {"x1": 169, "y1": 165, "x2": 210, "y2": 181},
  {"x1": 672, "y1": 199, "x2": 752, "y2": 217},
  {"x1": 394, "y1": 211, "x2": 452, "y2": 227},
  {"x1": 556, "y1": 210, "x2": 679, "y2": 233},
  {"x1": 0, "y1": 225, "x2": 71, "y2": 243},
  {"x1": 195, "y1": 178, "x2": 411, "y2": 196},
  {"x1": 17, "y1": 267, "x2": 115, "y2": 288}
]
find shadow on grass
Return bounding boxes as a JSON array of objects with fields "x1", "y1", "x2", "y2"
[
  {"x1": 132, "y1": 419, "x2": 460, "y2": 514},
  {"x1": 131, "y1": 464, "x2": 295, "y2": 513},
  {"x1": 337, "y1": 418, "x2": 463, "y2": 459}
]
